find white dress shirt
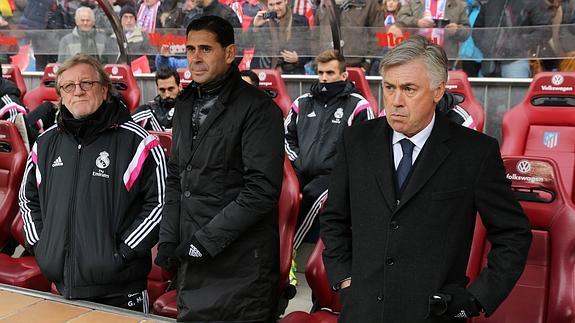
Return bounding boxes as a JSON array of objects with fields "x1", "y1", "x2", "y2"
[{"x1": 392, "y1": 114, "x2": 436, "y2": 170}]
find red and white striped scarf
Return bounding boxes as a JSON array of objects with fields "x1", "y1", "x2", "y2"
[{"x1": 137, "y1": 2, "x2": 161, "y2": 34}]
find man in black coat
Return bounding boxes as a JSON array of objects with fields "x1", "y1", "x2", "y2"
[
  {"x1": 320, "y1": 35, "x2": 532, "y2": 322},
  {"x1": 154, "y1": 16, "x2": 284, "y2": 322}
]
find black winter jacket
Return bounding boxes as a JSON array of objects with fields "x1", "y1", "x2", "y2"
[
  {"x1": 19, "y1": 97, "x2": 166, "y2": 299},
  {"x1": 158, "y1": 65, "x2": 284, "y2": 322},
  {"x1": 285, "y1": 81, "x2": 374, "y2": 179},
  {"x1": 131, "y1": 96, "x2": 175, "y2": 131}
]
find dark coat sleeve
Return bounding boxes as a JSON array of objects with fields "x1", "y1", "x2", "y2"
[
  {"x1": 320, "y1": 129, "x2": 353, "y2": 288},
  {"x1": 158, "y1": 107, "x2": 182, "y2": 246},
  {"x1": 194, "y1": 96, "x2": 285, "y2": 257},
  {"x1": 467, "y1": 139, "x2": 532, "y2": 316}
]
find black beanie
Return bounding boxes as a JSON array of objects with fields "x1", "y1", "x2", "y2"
[{"x1": 120, "y1": 5, "x2": 137, "y2": 19}]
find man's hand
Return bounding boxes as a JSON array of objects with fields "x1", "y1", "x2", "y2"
[
  {"x1": 175, "y1": 235, "x2": 212, "y2": 264},
  {"x1": 281, "y1": 50, "x2": 299, "y2": 64},
  {"x1": 445, "y1": 23, "x2": 458, "y2": 35},
  {"x1": 253, "y1": 11, "x2": 268, "y2": 28},
  {"x1": 160, "y1": 45, "x2": 171, "y2": 57},
  {"x1": 154, "y1": 242, "x2": 180, "y2": 273},
  {"x1": 417, "y1": 18, "x2": 435, "y2": 28},
  {"x1": 429, "y1": 284, "x2": 482, "y2": 319}
]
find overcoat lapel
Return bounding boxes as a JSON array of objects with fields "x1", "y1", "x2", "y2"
[{"x1": 368, "y1": 119, "x2": 397, "y2": 211}]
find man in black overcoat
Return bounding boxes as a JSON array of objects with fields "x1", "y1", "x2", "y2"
[{"x1": 320, "y1": 35, "x2": 532, "y2": 322}]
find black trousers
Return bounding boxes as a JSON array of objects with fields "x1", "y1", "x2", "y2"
[{"x1": 89, "y1": 290, "x2": 149, "y2": 313}]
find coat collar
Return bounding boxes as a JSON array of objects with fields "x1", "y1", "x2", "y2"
[{"x1": 369, "y1": 112, "x2": 452, "y2": 211}]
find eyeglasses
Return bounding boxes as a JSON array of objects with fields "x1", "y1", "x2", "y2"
[{"x1": 59, "y1": 80, "x2": 101, "y2": 93}]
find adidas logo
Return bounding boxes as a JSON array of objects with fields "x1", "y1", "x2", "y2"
[
  {"x1": 307, "y1": 111, "x2": 317, "y2": 118},
  {"x1": 52, "y1": 156, "x2": 63, "y2": 168},
  {"x1": 321, "y1": 86, "x2": 328, "y2": 92}
]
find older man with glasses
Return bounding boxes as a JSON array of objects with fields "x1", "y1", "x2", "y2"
[{"x1": 18, "y1": 53, "x2": 166, "y2": 313}]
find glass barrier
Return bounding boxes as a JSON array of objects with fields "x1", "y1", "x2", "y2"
[{"x1": 3, "y1": 25, "x2": 575, "y2": 71}]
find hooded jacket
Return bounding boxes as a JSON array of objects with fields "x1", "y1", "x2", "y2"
[
  {"x1": 285, "y1": 81, "x2": 374, "y2": 179},
  {"x1": 19, "y1": 96, "x2": 166, "y2": 299}
]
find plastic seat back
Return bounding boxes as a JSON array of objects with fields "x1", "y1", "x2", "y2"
[
  {"x1": 177, "y1": 68, "x2": 193, "y2": 88},
  {"x1": 469, "y1": 157, "x2": 575, "y2": 323},
  {"x1": 500, "y1": 72, "x2": 575, "y2": 201},
  {"x1": 23, "y1": 64, "x2": 59, "y2": 110},
  {"x1": 279, "y1": 157, "x2": 300, "y2": 292},
  {"x1": 149, "y1": 131, "x2": 172, "y2": 158},
  {"x1": 0, "y1": 121, "x2": 27, "y2": 248},
  {"x1": 104, "y1": 64, "x2": 141, "y2": 111},
  {"x1": 252, "y1": 69, "x2": 292, "y2": 117},
  {"x1": 446, "y1": 70, "x2": 485, "y2": 132},
  {"x1": 2, "y1": 64, "x2": 26, "y2": 98},
  {"x1": 346, "y1": 67, "x2": 378, "y2": 116}
]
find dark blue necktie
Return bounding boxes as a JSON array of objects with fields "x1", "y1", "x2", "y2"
[{"x1": 397, "y1": 139, "x2": 415, "y2": 189}]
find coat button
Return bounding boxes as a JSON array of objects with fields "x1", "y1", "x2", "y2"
[
  {"x1": 184, "y1": 191, "x2": 191, "y2": 198},
  {"x1": 390, "y1": 221, "x2": 399, "y2": 230},
  {"x1": 386, "y1": 258, "x2": 394, "y2": 266},
  {"x1": 186, "y1": 165, "x2": 192, "y2": 171},
  {"x1": 377, "y1": 295, "x2": 383, "y2": 302}
]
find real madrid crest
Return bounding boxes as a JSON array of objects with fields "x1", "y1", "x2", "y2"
[
  {"x1": 334, "y1": 108, "x2": 344, "y2": 119},
  {"x1": 96, "y1": 151, "x2": 110, "y2": 169}
]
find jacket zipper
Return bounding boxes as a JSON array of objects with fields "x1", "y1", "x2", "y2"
[{"x1": 66, "y1": 143, "x2": 82, "y2": 298}]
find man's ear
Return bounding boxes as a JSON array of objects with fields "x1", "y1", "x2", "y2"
[
  {"x1": 225, "y1": 44, "x2": 237, "y2": 64},
  {"x1": 341, "y1": 71, "x2": 348, "y2": 81},
  {"x1": 433, "y1": 82, "x2": 446, "y2": 104}
]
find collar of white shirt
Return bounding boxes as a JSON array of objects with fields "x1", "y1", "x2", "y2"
[{"x1": 392, "y1": 113, "x2": 436, "y2": 168}]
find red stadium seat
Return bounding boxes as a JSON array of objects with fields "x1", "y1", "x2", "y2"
[
  {"x1": 2, "y1": 64, "x2": 26, "y2": 99},
  {"x1": 153, "y1": 156, "x2": 301, "y2": 318},
  {"x1": 22, "y1": 64, "x2": 59, "y2": 111},
  {"x1": 104, "y1": 64, "x2": 141, "y2": 112},
  {"x1": 176, "y1": 68, "x2": 193, "y2": 88},
  {"x1": 468, "y1": 156, "x2": 575, "y2": 323},
  {"x1": 346, "y1": 67, "x2": 379, "y2": 116},
  {"x1": 253, "y1": 69, "x2": 292, "y2": 117},
  {"x1": 446, "y1": 70, "x2": 485, "y2": 132},
  {"x1": 149, "y1": 131, "x2": 172, "y2": 158},
  {"x1": 0, "y1": 121, "x2": 27, "y2": 249},
  {"x1": 0, "y1": 214, "x2": 50, "y2": 291},
  {"x1": 500, "y1": 72, "x2": 575, "y2": 201},
  {"x1": 147, "y1": 244, "x2": 173, "y2": 308},
  {"x1": 281, "y1": 239, "x2": 340, "y2": 322}
]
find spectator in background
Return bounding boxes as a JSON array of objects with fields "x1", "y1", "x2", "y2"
[
  {"x1": 155, "y1": 44, "x2": 188, "y2": 70},
  {"x1": 397, "y1": 0, "x2": 470, "y2": 67},
  {"x1": 137, "y1": 0, "x2": 163, "y2": 33},
  {"x1": 473, "y1": 0, "x2": 551, "y2": 77},
  {"x1": 189, "y1": 0, "x2": 241, "y2": 28},
  {"x1": 132, "y1": 67, "x2": 181, "y2": 131},
  {"x1": 376, "y1": 0, "x2": 401, "y2": 27},
  {"x1": 285, "y1": 50, "x2": 374, "y2": 280},
  {"x1": 162, "y1": 0, "x2": 200, "y2": 28},
  {"x1": 315, "y1": 0, "x2": 380, "y2": 71},
  {"x1": 240, "y1": 69, "x2": 259, "y2": 86},
  {"x1": 241, "y1": 0, "x2": 265, "y2": 18},
  {"x1": 108, "y1": 5, "x2": 154, "y2": 70},
  {"x1": 252, "y1": 0, "x2": 310, "y2": 74},
  {"x1": 459, "y1": 0, "x2": 483, "y2": 77},
  {"x1": 20, "y1": 0, "x2": 55, "y2": 70},
  {"x1": 58, "y1": 6, "x2": 113, "y2": 63}
]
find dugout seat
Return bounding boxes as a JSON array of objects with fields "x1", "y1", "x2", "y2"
[
  {"x1": 446, "y1": 70, "x2": 485, "y2": 132},
  {"x1": 468, "y1": 156, "x2": 575, "y2": 323},
  {"x1": 2, "y1": 64, "x2": 26, "y2": 99},
  {"x1": 104, "y1": 64, "x2": 141, "y2": 111},
  {"x1": 153, "y1": 156, "x2": 301, "y2": 318},
  {"x1": 280, "y1": 239, "x2": 339, "y2": 323},
  {"x1": 0, "y1": 121, "x2": 27, "y2": 249},
  {"x1": 253, "y1": 69, "x2": 292, "y2": 117},
  {"x1": 177, "y1": 68, "x2": 193, "y2": 88},
  {"x1": 23, "y1": 64, "x2": 59, "y2": 110},
  {"x1": 346, "y1": 67, "x2": 379, "y2": 117},
  {"x1": 149, "y1": 131, "x2": 173, "y2": 158},
  {"x1": 0, "y1": 214, "x2": 50, "y2": 291},
  {"x1": 500, "y1": 72, "x2": 575, "y2": 201}
]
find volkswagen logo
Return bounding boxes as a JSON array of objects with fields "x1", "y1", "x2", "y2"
[
  {"x1": 551, "y1": 74, "x2": 564, "y2": 86},
  {"x1": 516, "y1": 160, "x2": 532, "y2": 174}
]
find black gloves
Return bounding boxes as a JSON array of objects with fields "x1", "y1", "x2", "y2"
[
  {"x1": 429, "y1": 284, "x2": 482, "y2": 319},
  {"x1": 154, "y1": 242, "x2": 180, "y2": 273},
  {"x1": 175, "y1": 235, "x2": 211, "y2": 264}
]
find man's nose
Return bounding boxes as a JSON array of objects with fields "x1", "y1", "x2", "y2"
[{"x1": 392, "y1": 90, "x2": 405, "y2": 106}]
